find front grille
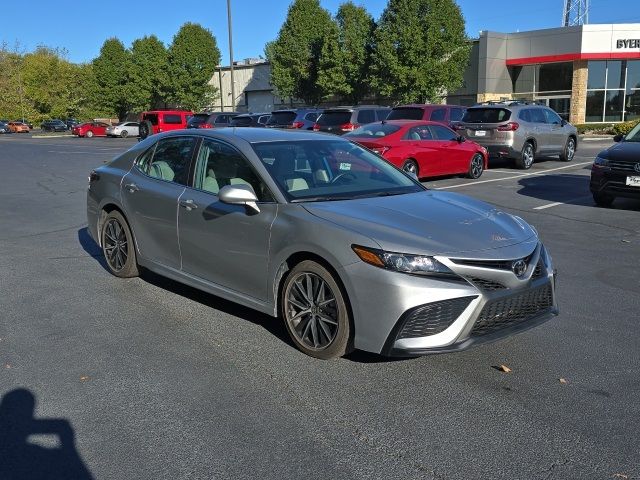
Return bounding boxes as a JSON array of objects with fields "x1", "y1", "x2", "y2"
[
  {"x1": 471, "y1": 284, "x2": 553, "y2": 337},
  {"x1": 532, "y1": 259, "x2": 544, "y2": 279},
  {"x1": 467, "y1": 277, "x2": 507, "y2": 291},
  {"x1": 609, "y1": 161, "x2": 638, "y2": 173},
  {"x1": 451, "y1": 250, "x2": 536, "y2": 271},
  {"x1": 397, "y1": 296, "x2": 477, "y2": 339}
]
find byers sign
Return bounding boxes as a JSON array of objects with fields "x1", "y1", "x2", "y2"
[{"x1": 616, "y1": 39, "x2": 640, "y2": 49}]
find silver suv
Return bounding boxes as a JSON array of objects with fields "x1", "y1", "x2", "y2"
[{"x1": 457, "y1": 102, "x2": 578, "y2": 169}]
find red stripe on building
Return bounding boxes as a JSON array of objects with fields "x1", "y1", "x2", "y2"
[{"x1": 506, "y1": 52, "x2": 640, "y2": 65}]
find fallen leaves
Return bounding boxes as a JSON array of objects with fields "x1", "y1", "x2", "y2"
[
  {"x1": 492, "y1": 364, "x2": 512, "y2": 373},
  {"x1": 80, "y1": 375, "x2": 90, "y2": 382},
  {"x1": 559, "y1": 378, "x2": 568, "y2": 384}
]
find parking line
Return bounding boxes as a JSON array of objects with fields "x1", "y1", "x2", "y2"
[
  {"x1": 437, "y1": 161, "x2": 593, "y2": 189},
  {"x1": 533, "y1": 195, "x2": 593, "y2": 210}
]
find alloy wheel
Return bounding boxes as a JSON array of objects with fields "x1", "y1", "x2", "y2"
[
  {"x1": 566, "y1": 138, "x2": 575, "y2": 160},
  {"x1": 103, "y1": 219, "x2": 128, "y2": 271},
  {"x1": 523, "y1": 144, "x2": 534, "y2": 168},
  {"x1": 470, "y1": 154, "x2": 484, "y2": 178},
  {"x1": 285, "y1": 272, "x2": 339, "y2": 350}
]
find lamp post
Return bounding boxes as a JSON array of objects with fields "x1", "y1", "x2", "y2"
[{"x1": 227, "y1": 0, "x2": 236, "y2": 111}]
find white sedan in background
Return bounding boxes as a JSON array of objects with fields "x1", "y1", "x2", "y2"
[{"x1": 106, "y1": 122, "x2": 139, "y2": 138}]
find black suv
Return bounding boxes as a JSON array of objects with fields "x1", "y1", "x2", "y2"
[
  {"x1": 265, "y1": 108, "x2": 321, "y2": 130},
  {"x1": 41, "y1": 119, "x2": 68, "y2": 132},
  {"x1": 313, "y1": 106, "x2": 390, "y2": 135},
  {"x1": 187, "y1": 112, "x2": 240, "y2": 129}
]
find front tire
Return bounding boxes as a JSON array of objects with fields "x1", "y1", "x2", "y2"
[
  {"x1": 593, "y1": 192, "x2": 614, "y2": 207},
  {"x1": 120, "y1": 130, "x2": 129, "y2": 138},
  {"x1": 86, "y1": 130, "x2": 94, "y2": 138},
  {"x1": 516, "y1": 142, "x2": 535, "y2": 169},
  {"x1": 402, "y1": 159, "x2": 419, "y2": 178},
  {"x1": 467, "y1": 153, "x2": 484, "y2": 179},
  {"x1": 560, "y1": 136, "x2": 576, "y2": 162},
  {"x1": 281, "y1": 260, "x2": 352, "y2": 359},
  {"x1": 101, "y1": 211, "x2": 139, "y2": 278}
]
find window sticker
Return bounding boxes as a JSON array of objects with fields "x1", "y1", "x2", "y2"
[{"x1": 339, "y1": 162, "x2": 351, "y2": 171}]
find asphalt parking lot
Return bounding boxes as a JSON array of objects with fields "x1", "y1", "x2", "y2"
[{"x1": 1, "y1": 133, "x2": 639, "y2": 479}]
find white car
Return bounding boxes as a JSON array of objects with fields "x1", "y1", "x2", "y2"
[{"x1": 106, "y1": 122, "x2": 139, "y2": 138}]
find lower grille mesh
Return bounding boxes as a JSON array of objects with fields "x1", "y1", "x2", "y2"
[
  {"x1": 471, "y1": 284, "x2": 553, "y2": 337},
  {"x1": 397, "y1": 296, "x2": 476, "y2": 339}
]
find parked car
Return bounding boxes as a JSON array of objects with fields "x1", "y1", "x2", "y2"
[
  {"x1": 229, "y1": 113, "x2": 270, "y2": 127},
  {"x1": 8, "y1": 122, "x2": 29, "y2": 133},
  {"x1": 386, "y1": 104, "x2": 466, "y2": 128},
  {"x1": 590, "y1": 122, "x2": 640, "y2": 207},
  {"x1": 0, "y1": 121, "x2": 12, "y2": 134},
  {"x1": 186, "y1": 112, "x2": 240, "y2": 129},
  {"x1": 41, "y1": 119, "x2": 68, "y2": 132},
  {"x1": 13, "y1": 118, "x2": 34, "y2": 129},
  {"x1": 106, "y1": 122, "x2": 139, "y2": 138},
  {"x1": 265, "y1": 108, "x2": 321, "y2": 130},
  {"x1": 345, "y1": 120, "x2": 488, "y2": 179},
  {"x1": 140, "y1": 110, "x2": 193, "y2": 138},
  {"x1": 65, "y1": 118, "x2": 80, "y2": 130},
  {"x1": 72, "y1": 121, "x2": 110, "y2": 138},
  {"x1": 313, "y1": 106, "x2": 390, "y2": 134},
  {"x1": 87, "y1": 128, "x2": 557, "y2": 359},
  {"x1": 456, "y1": 101, "x2": 577, "y2": 169}
]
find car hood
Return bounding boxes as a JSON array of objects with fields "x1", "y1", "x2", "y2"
[
  {"x1": 600, "y1": 141, "x2": 640, "y2": 162},
  {"x1": 302, "y1": 191, "x2": 537, "y2": 257}
]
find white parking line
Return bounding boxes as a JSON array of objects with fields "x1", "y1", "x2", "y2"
[
  {"x1": 47, "y1": 150, "x2": 116, "y2": 155},
  {"x1": 437, "y1": 162, "x2": 592, "y2": 189},
  {"x1": 532, "y1": 195, "x2": 593, "y2": 210}
]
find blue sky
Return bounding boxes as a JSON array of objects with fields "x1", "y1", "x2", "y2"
[{"x1": 1, "y1": 0, "x2": 638, "y2": 65}]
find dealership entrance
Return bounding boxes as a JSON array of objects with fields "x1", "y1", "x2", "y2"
[{"x1": 536, "y1": 96, "x2": 572, "y2": 120}]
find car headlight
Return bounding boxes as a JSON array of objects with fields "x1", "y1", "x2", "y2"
[
  {"x1": 352, "y1": 245, "x2": 454, "y2": 276},
  {"x1": 594, "y1": 156, "x2": 609, "y2": 167}
]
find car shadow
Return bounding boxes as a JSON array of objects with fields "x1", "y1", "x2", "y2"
[
  {"x1": 0, "y1": 388, "x2": 94, "y2": 479},
  {"x1": 77, "y1": 227, "x2": 108, "y2": 270},
  {"x1": 516, "y1": 174, "x2": 640, "y2": 210}
]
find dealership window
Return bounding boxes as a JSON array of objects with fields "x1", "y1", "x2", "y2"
[
  {"x1": 586, "y1": 60, "x2": 640, "y2": 122},
  {"x1": 509, "y1": 62, "x2": 572, "y2": 119}
]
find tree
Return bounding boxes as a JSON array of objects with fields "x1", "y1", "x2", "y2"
[
  {"x1": 265, "y1": 0, "x2": 335, "y2": 105},
  {"x1": 128, "y1": 35, "x2": 169, "y2": 112},
  {"x1": 317, "y1": 1, "x2": 375, "y2": 104},
  {"x1": 370, "y1": 0, "x2": 470, "y2": 104},
  {"x1": 92, "y1": 38, "x2": 131, "y2": 119},
  {"x1": 165, "y1": 23, "x2": 220, "y2": 111}
]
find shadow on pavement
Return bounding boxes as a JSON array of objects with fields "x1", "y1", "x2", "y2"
[
  {"x1": 0, "y1": 389, "x2": 94, "y2": 479},
  {"x1": 77, "y1": 227, "x2": 108, "y2": 270}
]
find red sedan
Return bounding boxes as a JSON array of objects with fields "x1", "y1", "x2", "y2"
[
  {"x1": 344, "y1": 120, "x2": 488, "y2": 180},
  {"x1": 72, "y1": 122, "x2": 109, "y2": 138}
]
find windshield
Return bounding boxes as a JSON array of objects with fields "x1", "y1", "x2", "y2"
[
  {"x1": 625, "y1": 123, "x2": 640, "y2": 142},
  {"x1": 344, "y1": 123, "x2": 401, "y2": 138},
  {"x1": 251, "y1": 139, "x2": 423, "y2": 202},
  {"x1": 387, "y1": 107, "x2": 424, "y2": 120}
]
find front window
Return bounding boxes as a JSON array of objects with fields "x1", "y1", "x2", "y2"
[
  {"x1": 429, "y1": 125, "x2": 457, "y2": 141},
  {"x1": 624, "y1": 122, "x2": 640, "y2": 142},
  {"x1": 251, "y1": 140, "x2": 423, "y2": 202}
]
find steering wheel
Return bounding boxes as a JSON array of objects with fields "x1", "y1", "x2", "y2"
[{"x1": 330, "y1": 172, "x2": 357, "y2": 184}]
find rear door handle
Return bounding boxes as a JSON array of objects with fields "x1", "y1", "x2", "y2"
[
  {"x1": 124, "y1": 183, "x2": 139, "y2": 192},
  {"x1": 180, "y1": 199, "x2": 198, "y2": 210}
]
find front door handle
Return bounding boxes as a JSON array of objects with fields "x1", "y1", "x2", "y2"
[
  {"x1": 124, "y1": 183, "x2": 139, "y2": 193},
  {"x1": 180, "y1": 199, "x2": 198, "y2": 210}
]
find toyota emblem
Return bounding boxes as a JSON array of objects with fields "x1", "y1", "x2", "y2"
[
  {"x1": 512, "y1": 259, "x2": 527, "y2": 277},
  {"x1": 635, "y1": 163, "x2": 640, "y2": 173}
]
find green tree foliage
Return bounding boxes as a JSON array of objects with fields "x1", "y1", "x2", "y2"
[
  {"x1": 128, "y1": 35, "x2": 169, "y2": 112},
  {"x1": 265, "y1": 0, "x2": 334, "y2": 105},
  {"x1": 0, "y1": 44, "x2": 26, "y2": 119},
  {"x1": 92, "y1": 38, "x2": 131, "y2": 120},
  {"x1": 370, "y1": 0, "x2": 470, "y2": 104},
  {"x1": 166, "y1": 23, "x2": 220, "y2": 111},
  {"x1": 318, "y1": 1, "x2": 375, "y2": 104}
]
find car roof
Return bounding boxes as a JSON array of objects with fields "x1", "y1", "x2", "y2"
[
  {"x1": 159, "y1": 127, "x2": 335, "y2": 143},
  {"x1": 392, "y1": 104, "x2": 461, "y2": 110},
  {"x1": 143, "y1": 110, "x2": 192, "y2": 114}
]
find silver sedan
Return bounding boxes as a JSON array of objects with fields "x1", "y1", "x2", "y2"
[
  {"x1": 86, "y1": 128, "x2": 558, "y2": 359},
  {"x1": 106, "y1": 122, "x2": 139, "y2": 138}
]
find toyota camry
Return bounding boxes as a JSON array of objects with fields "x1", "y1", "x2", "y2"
[{"x1": 86, "y1": 128, "x2": 558, "y2": 359}]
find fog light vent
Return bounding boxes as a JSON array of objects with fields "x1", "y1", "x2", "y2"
[{"x1": 397, "y1": 296, "x2": 477, "y2": 339}]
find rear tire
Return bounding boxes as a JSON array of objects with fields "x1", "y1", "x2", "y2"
[
  {"x1": 402, "y1": 159, "x2": 419, "y2": 178},
  {"x1": 120, "y1": 130, "x2": 128, "y2": 138},
  {"x1": 281, "y1": 260, "x2": 353, "y2": 359},
  {"x1": 593, "y1": 192, "x2": 614, "y2": 207},
  {"x1": 101, "y1": 211, "x2": 139, "y2": 278},
  {"x1": 139, "y1": 120, "x2": 152, "y2": 139},
  {"x1": 467, "y1": 153, "x2": 484, "y2": 179},
  {"x1": 515, "y1": 142, "x2": 535, "y2": 169},
  {"x1": 86, "y1": 130, "x2": 94, "y2": 138},
  {"x1": 560, "y1": 136, "x2": 576, "y2": 162}
]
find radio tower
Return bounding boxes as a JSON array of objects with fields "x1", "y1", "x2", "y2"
[{"x1": 562, "y1": 0, "x2": 589, "y2": 26}]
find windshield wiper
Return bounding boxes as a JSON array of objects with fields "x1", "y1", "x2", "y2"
[{"x1": 290, "y1": 196, "x2": 352, "y2": 203}]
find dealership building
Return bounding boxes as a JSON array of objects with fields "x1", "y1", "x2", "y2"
[{"x1": 450, "y1": 23, "x2": 640, "y2": 123}]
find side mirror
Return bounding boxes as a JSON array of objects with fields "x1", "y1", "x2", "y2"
[
  {"x1": 560, "y1": 119, "x2": 567, "y2": 126},
  {"x1": 218, "y1": 184, "x2": 260, "y2": 214},
  {"x1": 613, "y1": 134, "x2": 624, "y2": 143},
  {"x1": 457, "y1": 135, "x2": 465, "y2": 143}
]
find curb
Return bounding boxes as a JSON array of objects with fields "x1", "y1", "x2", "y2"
[
  {"x1": 579, "y1": 135, "x2": 614, "y2": 142},
  {"x1": 31, "y1": 134, "x2": 74, "y2": 138}
]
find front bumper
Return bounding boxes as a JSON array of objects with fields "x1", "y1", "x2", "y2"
[
  {"x1": 590, "y1": 166, "x2": 640, "y2": 200},
  {"x1": 340, "y1": 241, "x2": 558, "y2": 356}
]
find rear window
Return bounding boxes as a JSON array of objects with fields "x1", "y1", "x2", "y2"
[
  {"x1": 356, "y1": 109, "x2": 376, "y2": 124},
  {"x1": 187, "y1": 114, "x2": 209, "y2": 127},
  {"x1": 344, "y1": 123, "x2": 401, "y2": 138},
  {"x1": 163, "y1": 114, "x2": 182, "y2": 124},
  {"x1": 231, "y1": 116, "x2": 252, "y2": 126},
  {"x1": 462, "y1": 108, "x2": 511, "y2": 123},
  {"x1": 267, "y1": 111, "x2": 297, "y2": 125},
  {"x1": 387, "y1": 107, "x2": 424, "y2": 121},
  {"x1": 304, "y1": 112, "x2": 319, "y2": 121},
  {"x1": 376, "y1": 109, "x2": 390, "y2": 121},
  {"x1": 317, "y1": 111, "x2": 352, "y2": 126},
  {"x1": 450, "y1": 108, "x2": 465, "y2": 122}
]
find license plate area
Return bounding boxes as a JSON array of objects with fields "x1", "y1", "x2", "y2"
[
  {"x1": 475, "y1": 130, "x2": 487, "y2": 137},
  {"x1": 626, "y1": 176, "x2": 640, "y2": 187}
]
